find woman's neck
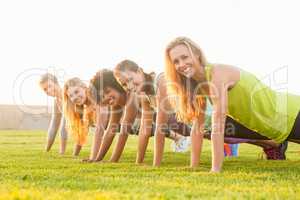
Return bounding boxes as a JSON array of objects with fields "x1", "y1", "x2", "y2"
[
  {"x1": 118, "y1": 93, "x2": 127, "y2": 106},
  {"x1": 143, "y1": 72, "x2": 155, "y2": 95},
  {"x1": 55, "y1": 87, "x2": 63, "y2": 101},
  {"x1": 192, "y1": 64, "x2": 206, "y2": 82},
  {"x1": 84, "y1": 93, "x2": 90, "y2": 107},
  {"x1": 84, "y1": 100, "x2": 93, "y2": 112}
]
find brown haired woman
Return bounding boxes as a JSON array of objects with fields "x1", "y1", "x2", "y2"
[{"x1": 89, "y1": 69, "x2": 189, "y2": 164}]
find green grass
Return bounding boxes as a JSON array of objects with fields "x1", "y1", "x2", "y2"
[{"x1": 0, "y1": 130, "x2": 300, "y2": 200}]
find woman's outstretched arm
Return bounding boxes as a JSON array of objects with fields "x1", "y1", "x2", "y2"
[
  {"x1": 209, "y1": 66, "x2": 231, "y2": 172},
  {"x1": 88, "y1": 105, "x2": 110, "y2": 161},
  {"x1": 110, "y1": 93, "x2": 138, "y2": 162},
  {"x1": 153, "y1": 75, "x2": 172, "y2": 166},
  {"x1": 136, "y1": 96, "x2": 154, "y2": 164},
  {"x1": 46, "y1": 99, "x2": 62, "y2": 152},
  {"x1": 95, "y1": 106, "x2": 123, "y2": 161},
  {"x1": 190, "y1": 115, "x2": 205, "y2": 168}
]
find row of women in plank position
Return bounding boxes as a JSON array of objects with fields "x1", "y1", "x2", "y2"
[{"x1": 39, "y1": 37, "x2": 300, "y2": 172}]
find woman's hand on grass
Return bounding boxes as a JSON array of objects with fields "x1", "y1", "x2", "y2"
[{"x1": 81, "y1": 158, "x2": 95, "y2": 163}]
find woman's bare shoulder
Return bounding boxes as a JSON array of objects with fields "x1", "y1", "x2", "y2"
[{"x1": 211, "y1": 63, "x2": 240, "y2": 87}]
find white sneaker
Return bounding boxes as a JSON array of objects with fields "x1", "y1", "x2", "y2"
[{"x1": 172, "y1": 137, "x2": 191, "y2": 152}]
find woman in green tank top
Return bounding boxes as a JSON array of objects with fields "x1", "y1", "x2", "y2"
[
  {"x1": 113, "y1": 59, "x2": 291, "y2": 167},
  {"x1": 165, "y1": 36, "x2": 300, "y2": 172}
]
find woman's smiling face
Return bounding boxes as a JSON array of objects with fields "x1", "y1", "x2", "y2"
[
  {"x1": 67, "y1": 86, "x2": 87, "y2": 106},
  {"x1": 100, "y1": 87, "x2": 123, "y2": 106},
  {"x1": 114, "y1": 70, "x2": 145, "y2": 93},
  {"x1": 169, "y1": 44, "x2": 197, "y2": 78},
  {"x1": 40, "y1": 80, "x2": 59, "y2": 97}
]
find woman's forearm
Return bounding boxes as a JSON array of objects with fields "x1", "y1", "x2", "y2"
[
  {"x1": 95, "y1": 130, "x2": 115, "y2": 161},
  {"x1": 89, "y1": 128, "x2": 103, "y2": 160},
  {"x1": 136, "y1": 128, "x2": 151, "y2": 164},
  {"x1": 59, "y1": 118, "x2": 68, "y2": 154},
  {"x1": 190, "y1": 131, "x2": 204, "y2": 167},
  {"x1": 136, "y1": 98, "x2": 153, "y2": 164},
  {"x1": 46, "y1": 112, "x2": 62, "y2": 151},
  {"x1": 73, "y1": 143, "x2": 82, "y2": 156},
  {"x1": 211, "y1": 133, "x2": 224, "y2": 172},
  {"x1": 190, "y1": 119, "x2": 204, "y2": 168},
  {"x1": 109, "y1": 133, "x2": 128, "y2": 162},
  {"x1": 153, "y1": 129, "x2": 165, "y2": 166}
]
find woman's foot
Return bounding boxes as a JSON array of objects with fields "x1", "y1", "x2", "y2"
[
  {"x1": 81, "y1": 158, "x2": 94, "y2": 163},
  {"x1": 59, "y1": 139, "x2": 67, "y2": 154},
  {"x1": 73, "y1": 144, "x2": 82, "y2": 156},
  {"x1": 263, "y1": 140, "x2": 288, "y2": 160},
  {"x1": 45, "y1": 139, "x2": 55, "y2": 152},
  {"x1": 172, "y1": 137, "x2": 191, "y2": 152}
]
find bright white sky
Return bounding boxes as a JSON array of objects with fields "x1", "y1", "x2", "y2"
[{"x1": 0, "y1": 0, "x2": 300, "y2": 106}]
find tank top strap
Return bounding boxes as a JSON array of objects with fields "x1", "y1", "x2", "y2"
[
  {"x1": 203, "y1": 64, "x2": 213, "y2": 105},
  {"x1": 204, "y1": 63, "x2": 212, "y2": 82},
  {"x1": 153, "y1": 72, "x2": 164, "y2": 94}
]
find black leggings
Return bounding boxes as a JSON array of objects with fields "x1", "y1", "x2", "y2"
[
  {"x1": 163, "y1": 114, "x2": 270, "y2": 140},
  {"x1": 167, "y1": 113, "x2": 300, "y2": 141},
  {"x1": 135, "y1": 112, "x2": 300, "y2": 141},
  {"x1": 287, "y1": 112, "x2": 300, "y2": 140}
]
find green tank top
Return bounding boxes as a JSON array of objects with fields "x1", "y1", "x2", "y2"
[{"x1": 205, "y1": 64, "x2": 300, "y2": 142}]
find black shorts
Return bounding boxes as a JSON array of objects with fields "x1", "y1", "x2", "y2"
[{"x1": 131, "y1": 113, "x2": 191, "y2": 137}]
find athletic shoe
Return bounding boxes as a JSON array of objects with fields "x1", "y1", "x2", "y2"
[
  {"x1": 263, "y1": 140, "x2": 288, "y2": 160},
  {"x1": 172, "y1": 137, "x2": 191, "y2": 152}
]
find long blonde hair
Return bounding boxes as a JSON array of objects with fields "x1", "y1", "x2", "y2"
[
  {"x1": 165, "y1": 36, "x2": 208, "y2": 123},
  {"x1": 63, "y1": 78, "x2": 95, "y2": 145}
]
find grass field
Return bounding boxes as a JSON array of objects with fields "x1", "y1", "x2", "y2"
[{"x1": 0, "y1": 130, "x2": 300, "y2": 200}]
